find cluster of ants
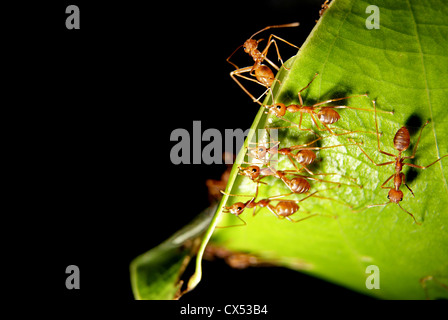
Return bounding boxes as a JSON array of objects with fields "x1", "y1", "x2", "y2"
[{"x1": 214, "y1": 22, "x2": 447, "y2": 227}]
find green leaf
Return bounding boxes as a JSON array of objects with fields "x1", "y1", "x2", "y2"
[
  {"x1": 131, "y1": 0, "x2": 448, "y2": 300},
  {"x1": 211, "y1": 0, "x2": 448, "y2": 300},
  {"x1": 130, "y1": 205, "x2": 215, "y2": 300}
]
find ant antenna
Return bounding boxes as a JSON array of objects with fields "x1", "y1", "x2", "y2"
[
  {"x1": 397, "y1": 203, "x2": 421, "y2": 225},
  {"x1": 250, "y1": 22, "x2": 300, "y2": 39}
]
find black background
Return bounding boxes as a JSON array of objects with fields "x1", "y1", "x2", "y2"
[{"x1": 15, "y1": 0, "x2": 382, "y2": 314}]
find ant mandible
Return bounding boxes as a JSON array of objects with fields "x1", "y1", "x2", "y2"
[
  {"x1": 227, "y1": 23, "x2": 300, "y2": 105},
  {"x1": 351, "y1": 100, "x2": 448, "y2": 225}
]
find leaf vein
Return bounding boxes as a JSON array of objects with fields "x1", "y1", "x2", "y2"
[{"x1": 406, "y1": 0, "x2": 448, "y2": 194}]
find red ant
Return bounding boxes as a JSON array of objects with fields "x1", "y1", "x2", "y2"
[
  {"x1": 237, "y1": 164, "x2": 359, "y2": 194},
  {"x1": 264, "y1": 73, "x2": 394, "y2": 135},
  {"x1": 247, "y1": 136, "x2": 362, "y2": 183},
  {"x1": 351, "y1": 101, "x2": 447, "y2": 225},
  {"x1": 317, "y1": 0, "x2": 331, "y2": 21},
  {"x1": 220, "y1": 184, "x2": 338, "y2": 227},
  {"x1": 227, "y1": 23, "x2": 300, "y2": 105}
]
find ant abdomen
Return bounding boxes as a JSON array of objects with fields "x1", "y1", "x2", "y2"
[
  {"x1": 317, "y1": 108, "x2": 341, "y2": 124},
  {"x1": 289, "y1": 177, "x2": 311, "y2": 194},
  {"x1": 393, "y1": 127, "x2": 410, "y2": 152},
  {"x1": 293, "y1": 149, "x2": 316, "y2": 165},
  {"x1": 275, "y1": 201, "x2": 300, "y2": 218},
  {"x1": 254, "y1": 65, "x2": 275, "y2": 87}
]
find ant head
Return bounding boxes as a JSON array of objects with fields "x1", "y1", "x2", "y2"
[
  {"x1": 243, "y1": 39, "x2": 258, "y2": 53},
  {"x1": 255, "y1": 146, "x2": 267, "y2": 158},
  {"x1": 248, "y1": 145, "x2": 267, "y2": 158},
  {"x1": 387, "y1": 189, "x2": 404, "y2": 204},
  {"x1": 238, "y1": 165, "x2": 260, "y2": 180},
  {"x1": 227, "y1": 202, "x2": 246, "y2": 216},
  {"x1": 269, "y1": 103, "x2": 287, "y2": 117}
]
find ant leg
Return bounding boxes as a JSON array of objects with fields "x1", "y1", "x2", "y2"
[
  {"x1": 267, "y1": 111, "x2": 315, "y2": 134},
  {"x1": 230, "y1": 67, "x2": 268, "y2": 105},
  {"x1": 314, "y1": 99, "x2": 393, "y2": 137},
  {"x1": 249, "y1": 22, "x2": 300, "y2": 59},
  {"x1": 297, "y1": 73, "x2": 319, "y2": 105},
  {"x1": 284, "y1": 168, "x2": 359, "y2": 184},
  {"x1": 287, "y1": 214, "x2": 318, "y2": 223},
  {"x1": 262, "y1": 34, "x2": 300, "y2": 71},
  {"x1": 273, "y1": 111, "x2": 319, "y2": 135},
  {"x1": 264, "y1": 40, "x2": 285, "y2": 70},
  {"x1": 319, "y1": 103, "x2": 394, "y2": 116},
  {"x1": 309, "y1": 113, "x2": 337, "y2": 135},
  {"x1": 327, "y1": 127, "x2": 379, "y2": 136},
  {"x1": 265, "y1": 204, "x2": 281, "y2": 219},
  {"x1": 352, "y1": 201, "x2": 390, "y2": 213},
  {"x1": 357, "y1": 192, "x2": 420, "y2": 225},
  {"x1": 369, "y1": 100, "x2": 397, "y2": 157},
  {"x1": 296, "y1": 112, "x2": 317, "y2": 134},
  {"x1": 287, "y1": 135, "x2": 324, "y2": 150},
  {"x1": 420, "y1": 276, "x2": 448, "y2": 300},
  {"x1": 311, "y1": 94, "x2": 369, "y2": 108},
  {"x1": 220, "y1": 190, "x2": 256, "y2": 198},
  {"x1": 298, "y1": 174, "x2": 361, "y2": 190},
  {"x1": 283, "y1": 155, "x2": 361, "y2": 188},
  {"x1": 262, "y1": 56, "x2": 280, "y2": 71},
  {"x1": 348, "y1": 138, "x2": 396, "y2": 166},
  {"x1": 315, "y1": 170, "x2": 358, "y2": 184},
  {"x1": 308, "y1": 193, "x2": 353, "y2": 208},
  {"x1": 366, "y1": 202, "x2": 390, "y2": 209},
  {"x1": 247, "y1": 140, "x2": 280, "y2": 161},
  {"x1": 265, "y1": 34, "x2": 300, "y2": 53},
  {"x1": 296, "y1": 190, "x2": 320, "y2": 202},
  {"x1": 397, "y1": 203, "x2": 421, "y2": 225},
  {"x1": 285, "y1": 154, "x2": 304, "y2": 174},
  {"x1": 290, "y1": 206, "x2": 337, "y2": 221},
  {"x1": 380, "y1": 174, "x2": 395, "y2": 189},
  {"x1": 330, "y1": 104, "x2": 394, "y2": 115},
  {"x1": 308, "y1": 111, "x2": 366, "y2": 136},
  {"x1": 265, "y1": 192, "x2": 295, "y2": 200},
  {"x1": 404, "y1": 155, "x2": 448, "y2": 170},
  {"x1": 400, "y1": 119, "x2": 446, "y2": 167},
  {"x1": 400, "y1": 173, "x2": 415, "y2": 197},
  {"x1": 216, "y1": 214, "x2": 247, "y2": 228},
  {"x1": 288, "y1": 134, "x2": 363, "y2": 152},
  {"x1": 293, "y1": 140, "x2": 363, "y2": 152},
  {"x1": 403, "y1": 120, "x2": 430, "y2": 160},
  {"x1": 254, "y1": 87, "x2": 272, "y2": 103},
  {"x1": 226, "y1": 44, "x2": 243, "y2": 70}
]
